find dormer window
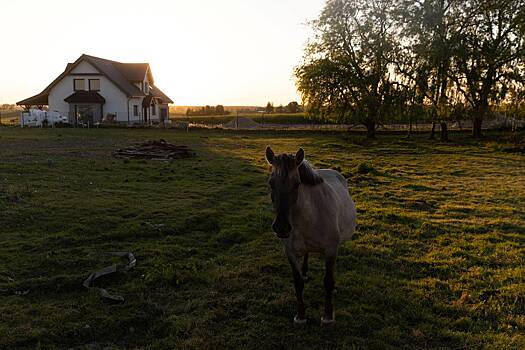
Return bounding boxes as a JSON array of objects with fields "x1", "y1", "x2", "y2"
[{"x1": 74, "y1": 79, "x2": 85, "y2": 91}]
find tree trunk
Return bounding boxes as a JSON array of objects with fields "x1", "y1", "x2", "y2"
[
  {"x1": 430, "y1": 121, "x2": 436, "y2": 139},
  {"x1": 366, "y1": 120, "x2": 376, "y2": 139},
  {"x1": 406, "y1": 115, "x2": 413, "y2": 138},
  {"x1": 440, "y1": 121, "x2": 448, "y2": 141},
  {"x1": 472, "y1": 116, "x2": 482, "y2": 138}
]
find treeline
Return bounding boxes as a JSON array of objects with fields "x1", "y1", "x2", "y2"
[
  {"x1": 265, "y1": 101, "x2": 304, "y2": 114},
  {"x1": 186, "y1": 105, "x2": 230, "y2": 116},
  {"x1": 184, "y1": 102, "x2": 305, "y2": 116},
  {"x1": 296, "y1": 0, "x2": 525, "y2": 138},
  {"x1": 0, "y1": 104, "x2": 19, "y2": 111}
]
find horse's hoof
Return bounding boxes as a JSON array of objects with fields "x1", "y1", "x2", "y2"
[{"x1": 294, "y1": 315, "x2": 307, "y2": 325}]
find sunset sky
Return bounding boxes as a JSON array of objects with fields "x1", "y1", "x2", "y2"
[{"x1": 0, "y1": 0, "x2": 325, "y2": 106}]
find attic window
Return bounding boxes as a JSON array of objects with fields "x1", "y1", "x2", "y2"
[
  {"x1": 74, "y1": 79, "x2": 85, "y2": 91},
  {"x1": 144, "y1": 84, "x2": 149, "y2": 94},
  {"x1": 89, "y1": 79, "x2": 100, "y2": 91}
]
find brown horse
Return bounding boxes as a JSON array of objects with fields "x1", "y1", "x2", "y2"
[{"x1": 265, "y1": 147, "x2": 357, "y2": 325}]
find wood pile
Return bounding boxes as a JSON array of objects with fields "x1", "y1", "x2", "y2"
[{"x1": 113, "y1": 139, "x2": 195, "y2": 160}]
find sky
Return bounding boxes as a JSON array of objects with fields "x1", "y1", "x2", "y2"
[{"x1": 0, "y1": 0, "x2": 325, "y2": 106}]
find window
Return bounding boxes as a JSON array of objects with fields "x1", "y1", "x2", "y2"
[
  {"x1": 144, "y1": 83, "x2": 149, "y2": 94},
  {"x1": 88, "y1": 79, "x2": 100, "y2": 91},
  {"x1": 133, "y1": 105, "x2": 139, "y2": 116},
  {"x1": 151, "y1": 105, "x2": 156, "y2": 115},
  {"x1": 74, "y1": 79, "x2": 85, "y2": 91}
]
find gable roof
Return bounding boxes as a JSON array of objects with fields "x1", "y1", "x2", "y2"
[{"x1": 17, "y1": 54, "x2": 173, "y2": 105}]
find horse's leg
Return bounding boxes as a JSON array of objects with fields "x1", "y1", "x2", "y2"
[
  {"x1": 288, "y1": 256, "x2": 306, "y2": 323},
  {"x1": 301, "y1": 253, "x2": 309, "y2": 282},
  {"x1": 322, "y1": 256, "x2": 336, "y2": 324}
]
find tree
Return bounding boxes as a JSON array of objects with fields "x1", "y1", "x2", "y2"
[
  {"x1": 400, "y1": 0, "x2": 461, "y2": 141},
  {"x1": 287, "y1": 101, "x2": 300, "y2": 113},
  {"x1": 449, "y1": 0, "x2": 525, "y2": 137},
  {"x1": 266, "y1": 102, "x2": 274, "y2": 114},
  {"x1": 295, "y1": 0, "x2": 404, "y2": 138},
  {"x1": 215, "y1": 105, "x2": 225, "y2": 115}
]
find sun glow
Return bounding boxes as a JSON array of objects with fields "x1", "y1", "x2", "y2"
[{"x1": 0, "y1": 0, "x2": 325, "y2": 106}]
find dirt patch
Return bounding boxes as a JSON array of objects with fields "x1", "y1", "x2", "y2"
[{"x1": 113, "y1": 139, "x2": 195, "y2": 160}]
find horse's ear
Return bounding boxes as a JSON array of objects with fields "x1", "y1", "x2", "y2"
[
  {"x1": 265, "y1": 146, "x2": 275, "y2": 165},
  {"x1": 295, "y1": 148, "x2": 304, "y2": 166}
]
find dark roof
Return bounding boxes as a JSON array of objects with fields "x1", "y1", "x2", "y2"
[
  {"x1": 17, "y1": 54, "x2": 173, "y2": 105},
  {"x1": 150, "y1": 84, "x2": 174, "y2": 104},
  {"x1": 81, "y1": 55, "x2": 145, "y2": 97},
  {"x1": 17, "y1": 92, "x2": 49, "y2": 105},
  {"x1": 114, "y1": 62, "x2": 151, "y2": 82},
  {"x1": 64, "y1": 91, "x2": 106, "y2": 103}
]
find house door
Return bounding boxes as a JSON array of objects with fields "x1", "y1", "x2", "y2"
[
  {"x1": 160, "y1": 108, "x2": 167, "y2": 121},
  {"x1": 143, "y1": 106, "x2": 148, "y2": 124},
  {"x1": 77, "y1": 105, "x2": 95, "y2": 125}
]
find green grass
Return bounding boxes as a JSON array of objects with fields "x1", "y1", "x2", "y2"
[
  {"x1": 0, "y1": 128, "x2": 523, "y2": 349},
  {"x1": 170, "y1": 115, "x2": 234, "y2": 125},
  {"x1": 170, "y1": 113, "x2": 335, "y2": 126}
]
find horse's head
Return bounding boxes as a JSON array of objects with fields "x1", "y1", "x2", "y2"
[{"x1": 265, "y1": 146, "x2": 305, "y2": 238}]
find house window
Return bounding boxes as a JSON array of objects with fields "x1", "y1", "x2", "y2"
[
  {"x1": 133, "y1": 105, "x2": 139, "y2": 116},
  {"x1": 144, "y1": 84, "x2": 149, "y2": 94},
  {"x1": 74, "y1": 79, "x2": 85, "y2": 91},
  {"x1": 89, "y1": 79, "x2": 100, "y2": 91},
  {"x1": 151, "y1": 105, "x2": 156, "y2": 115}
]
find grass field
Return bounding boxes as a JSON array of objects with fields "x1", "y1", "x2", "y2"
[
  {"x1": 170, "y1": 113, "x2": 334, "y2": 126},
  {"x1": 0, "y1": 128, "x2": 524, "y2": 349},
  {"x1": 0, "y1": 111, "x2": 19, "y2": 125}
]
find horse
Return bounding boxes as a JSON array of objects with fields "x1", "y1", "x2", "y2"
[{"x1": 265, "y1": 146, "x2": 357, "y2": 325}]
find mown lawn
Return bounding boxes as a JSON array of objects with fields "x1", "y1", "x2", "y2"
[{"x1": 0, "y1": 128, "x2": 523, "y2": 349}]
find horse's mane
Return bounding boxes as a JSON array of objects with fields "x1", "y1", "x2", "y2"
[{"x1": 298, "y1": 160, "x2": 324, "y2": 186}]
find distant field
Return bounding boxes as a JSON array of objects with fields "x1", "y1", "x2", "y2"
[
  {"x1": 0, "y1": 111, "x2": 19, "y2": 125},
  {"x1": 170, "y1": 113, "x2": 336, "y2": 126},
  {"x1": 0, "y1": 128, "x2": 523, "y2": 349}
]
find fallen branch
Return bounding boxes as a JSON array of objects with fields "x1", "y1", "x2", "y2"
[{"x1": 82, "y1": 251, "x2": 136, "y2": 302}]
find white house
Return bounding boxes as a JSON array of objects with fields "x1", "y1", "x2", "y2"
[{"x1": 17, "y1": 54, "x2": 173, "y2": 125}]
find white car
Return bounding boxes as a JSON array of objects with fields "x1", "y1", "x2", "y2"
[{"x1": 21, "y1": 110, "x2": 69, "y2": 127}]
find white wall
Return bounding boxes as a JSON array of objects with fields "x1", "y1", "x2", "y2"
[
  {"x1": 128, "y1": 98, "x2": 143, "y2": 123},
  {"x1": 48, "y1": 59, "x2": 132, "y2": 122},
  {"x1": 70, "y1": 61, "x2": 99, "y2": 74}
]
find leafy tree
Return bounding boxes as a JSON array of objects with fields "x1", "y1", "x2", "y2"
[
  {"x1": 266, "y1": 102, "x2": 274, "y2": 114},
  {"x1": 449, "y1": 0, "x2": 525, "y2": 137},
  {"x1": 287, "y1": 101, "x2": 300, "y2": 113},
  {"x1": 215, "y1": 105, "x2": 225, "y2": 115},
  {"x1": 400, "y1": 0, "x2": 461, "y2": 140},
  {"x1": 295, "y1": 0, "x2": 404, "y2": 138}
]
